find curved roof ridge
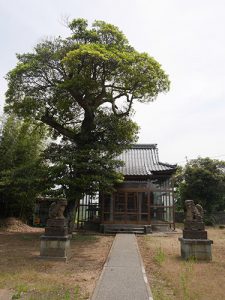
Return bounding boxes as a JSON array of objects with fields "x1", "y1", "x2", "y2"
[
  {"x1": 131, "y1": 144, "x2": 157, "y2": 149},
  {"x1": 117, "y1": 144, "x2": 176, "y2": 176},
  {"x1": 158, "y1": 161, "x2": 177, "y2": 168}
]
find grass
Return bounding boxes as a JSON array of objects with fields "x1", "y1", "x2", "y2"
[
  {"x1": 0, "y1": 231, "x2": 113, "y2": 299},
  {"x1": 154, "y1": 247, "x2": 166, "y2": 266},
  {"x1": 62, "y1": 286, "x2": 80, "y2": 300},
  {"x1": 179, "y1": 260, "x2": 195, "y2": 300},
  {"x1": 138, "y1": 226, "x2": 225, "y2": 300},
  {"x1": 72, "y1": 234, "x2": 98, "y2": 242},
  {"x1": 12, "y1": 283, "x2": 29, "y2": 299}
]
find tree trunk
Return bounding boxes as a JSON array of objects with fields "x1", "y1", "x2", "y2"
[
  {"x1": 64, "y1": 108, "x2": 95, "y2": 233},
  {"x1": 80, "y1": 108, "x2": 95, "y2": 143},
  {"x1": 64, "y1": 196, "x2": 80, "y2": 234}
]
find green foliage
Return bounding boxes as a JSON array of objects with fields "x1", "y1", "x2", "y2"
[
  {"x1": 4, "y1": 19, "x2": 170, "y2": 217},
  {"x1": 175, "y1": 157, "x2": 225, "y2": 214},
  {"x1": 179, "y1": 260, "x2": 195, "y2": 300},
  {"x1": 0, "y1": 115, "x2": 48, "y2": 221},
  {"x1": 72, "y1": 234, "x2": 98, "y2": 242},
  {"x1": 12, "y1": 283, "x2": 29, "y2": 299},
  {"x1": 44, "y1": 113, "x2": 138, "y2": 201},
  {"x1": 62, "y1": 286, "x2": 80, "y2": 300},
  {"x1": 154, "y1": 247, "x2": 166, "y2": 266},
  {"x1": 5, "y1": 19, "x2": 169, "y2": 127}
]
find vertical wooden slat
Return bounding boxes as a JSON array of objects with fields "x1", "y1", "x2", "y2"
[
  {"x1": 138, "y1": 192, "x2": 141, "y2": 223},
  {"x1": 148, "y1": 191, "x2": 150, "y2": 224},
  {"x1": 125, "y1": 192, "x2": 127, "y2": 224},
  {"x1": 77, "y1": 201, "x2": 80, "y2": 229},
  {"x1": 102, "y1": 193, "x2": 104, "y2": 223},
  {"x1": 110, "y1": 194, "x2": 113, "y2": 222},
  {"x1": 112, "y1": 192, "x2": 115, "y2": 223}
]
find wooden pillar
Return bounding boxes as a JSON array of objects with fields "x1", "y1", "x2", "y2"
[
  {"x1": 110, "y1": 194, "x2": 113, "y2": 222},
  {"x1": 148, "y1": 191, "x2": 151, "y2": 224},
  {"x1": 77, "y1": 201, "x2": 80, "y2": 229},
  {"x1": 100, "y1": 194, "x2": 104, "y2": 224},
  {"x1": 138, "y1": 192, "x2": 142, "y2": 223},
  {"x1": 125, "y1": 192, "x2": 127, "y2": 224}
]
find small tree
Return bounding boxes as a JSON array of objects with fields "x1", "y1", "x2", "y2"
[
  {"x1": 0, "y1": 115, "x2": 48, "y2": 221},
  {"x1": 175, "y1": 157, "x2": 225, "y2": 214},
  {"x1": 5, "y1": 19, "x2": 170, "y2": 223}
]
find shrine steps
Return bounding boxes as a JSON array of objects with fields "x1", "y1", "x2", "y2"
[{"x1": 100, "y1": 224, "x2": 152, "y2": 234}]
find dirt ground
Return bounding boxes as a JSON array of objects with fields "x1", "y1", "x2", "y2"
[
  {"x1": 2, "y1": 219, "x2": 225, "y2": 300},
  {"x1": 138, "y1": 226, "x2": 225, "y2": 300},
  {"x1": 0, "y1": 221, "x2": 113, "y2": 300}
]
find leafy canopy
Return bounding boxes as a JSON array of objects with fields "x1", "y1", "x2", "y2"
[
  {"x1": 175, "y1": 157, "x2": 225, "y2": 214},
  {"x1": 4, "y1": 19, "x2": 170, "y2": 210},
  {"x1": 5, "y1": 18, "x2": 169, "y2": 142}
]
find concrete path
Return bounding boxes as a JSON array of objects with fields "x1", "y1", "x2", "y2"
[
  {"x1": 91, "y1": 234, "x2": 153, "y2": 300},
  {"x1": 0, "y1": 289, "x2": 14, "y2": 300}
]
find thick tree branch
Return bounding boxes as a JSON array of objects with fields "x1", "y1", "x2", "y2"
[
  {"x1": 111, "y1": 95, "x2": 134, "y2": 116},
  {"x1": 41, "y1": 111, "x2": 76, "y2": 140}
]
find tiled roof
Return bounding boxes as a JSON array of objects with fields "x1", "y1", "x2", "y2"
[{"x1": 117, "y1": 144, "x2": 176, "y2": 176}]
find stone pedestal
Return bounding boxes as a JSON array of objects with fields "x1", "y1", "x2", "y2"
[
  {"x1": 179, "y1": 200, "x2": 213, "y2": 261},
  {"x1": 179, "y1": 238, "x2": 213, "y2": 261},
  {"x1": 45, "y1": 218, "x2": 69, "y2": 236},
  {"x1": 40, "y1": 235, "x2": 71, "y2": 261},
  {"x1": 183, "y1": 220, "x2": 207, "y2": 239},
  {"x1": 40, "y1": 218, "x2": 71, "y2": 261},
  {"x1": 183, "y1": 229, "x2": 207, "y2": 239},
  {"x1": 144, "y1": 225, "x2": 152, "y2": 234}
]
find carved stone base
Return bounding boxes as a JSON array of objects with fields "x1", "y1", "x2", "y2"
[
  {"x1": 179, "y1": 238, "x2": 213, "y2": 261},
  {"x1": 45, "y1": 219, "x2": 68, "y2": 236},
  {"x1": 40, "y1": 235, "x2": 71, "y2": 261},
  {"x1": 184, "y1": 220, "x2": 205, "y2": 231},
  {"x1": 183, "y1": 229, "x2": 207, "y2": 239}
]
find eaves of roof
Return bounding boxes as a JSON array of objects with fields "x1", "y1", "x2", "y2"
[{"x1": 117, "y1": 144, "x2": 176, "y2": 176}]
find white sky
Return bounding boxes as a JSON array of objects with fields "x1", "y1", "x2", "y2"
[{"x1": 1, "y1": 0, "x2": 225, "y2": 165}]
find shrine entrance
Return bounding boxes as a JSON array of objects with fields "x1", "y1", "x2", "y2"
[{"x1": 101, "y1": 191, "x2": 150, "y2": 224}]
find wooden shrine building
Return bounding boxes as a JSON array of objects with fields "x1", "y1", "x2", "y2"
[{"x1": 77, "y1": 144, "x2": 177, "y2": 233}]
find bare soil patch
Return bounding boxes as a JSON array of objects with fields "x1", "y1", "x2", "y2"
[
  {"x1": 138, "y1": 227, "x2": 225, "y2": 300},
  {"x1": 0, "y1": 218, "x2": 43, "y2": 233},
  {"x1": 0, "y1": 225, "x2": 113, "y2": 299}
]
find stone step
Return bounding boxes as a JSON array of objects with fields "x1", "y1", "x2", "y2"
[
  {"x1": 105, "y1": 230, "x2": 145, "y2": 234},
  {"x1": 103, "y1": 224, "x2": 145, "y2": 228},
  {"x1": 104, "y1": 230, "x2": 145, "y2": 233},
  {"x1": 100, "y1": 224, "x2": 152, "y2": 234},
  {"x1": 105, "y1": 227, "x2": 144, "y2": 230}
]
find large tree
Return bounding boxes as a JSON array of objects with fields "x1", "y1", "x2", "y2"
[
  {"x1": 4, "y1": 19, "x2": 170, "y2": 224},
  {"x1": 175, "y1": 157, "x2": 225, "y2": 214},
  {"x1": 0, "y1": 115, "x2": 48, "y2": 221}
]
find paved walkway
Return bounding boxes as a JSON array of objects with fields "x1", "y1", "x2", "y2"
[{"x1": 91, "y1": 234, "x2": 153, "y2": 300}]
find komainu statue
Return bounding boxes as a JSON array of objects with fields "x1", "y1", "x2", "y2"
[
  {"x1": 185, "y1": 200, "x2": 204, "y2": 222},
  {"x1": 179, "y1": 199, "x2": 213, "y2": 261},
  {"x1": 49, "y1": 199, "x2": 67, "y2": 219},
  {"x1": 183, "y1": 199, "x2": 206, "y2": 239}
]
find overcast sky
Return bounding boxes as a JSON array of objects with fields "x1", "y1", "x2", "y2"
[{"x1": 1, "y1": 0, "x2": 225, "y2": 165}]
